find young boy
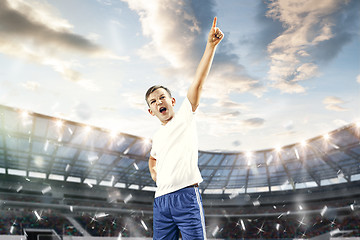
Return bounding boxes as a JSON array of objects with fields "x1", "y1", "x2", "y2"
[{"x1": 145, "y1": 17, "x2": 223, "y2": 239}]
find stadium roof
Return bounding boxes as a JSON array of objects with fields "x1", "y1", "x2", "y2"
[{"x1": 0, "y1": 104, "x2": 359, "y2": 194}]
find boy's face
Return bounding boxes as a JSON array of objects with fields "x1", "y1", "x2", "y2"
[{"x1": 147, "y1": 88, "x2": 176, "y2": 125}]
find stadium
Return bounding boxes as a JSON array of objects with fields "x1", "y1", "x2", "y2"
[
  {"x1": 0, "y1": 0, "x2": 359, "y2": 239},
  {"x1": 0, "y1": 104, "x2": 359, "y2": 239}
]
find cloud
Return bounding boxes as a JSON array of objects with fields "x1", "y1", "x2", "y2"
[
  {"x1": 357, "y1": 74, "x2": 360, "y2": 83},
  {"x1": 0, "y1": 0, "x2": 127, "y2": 82},
  {"x1": 232, "y1": 140, "x2": 241, "y2": 147},
  {"x1": 122, "y1": 0, "x2": 265, "y2": 100},
  {"x1": 333, "y1": 119, "x2": 348, "y2": 126},
  {"x1": 323, "y1": 96, "x2": 348, "y2": 112},
  {"x1": 73, "y1": 102, "x2": 92, "y2": 121},
  {"x1": 21, "y1": 81, "x2": 40, "y2": 91},
  {"x1": 283, "y1": 120, "x2": 294, "y2": 131},
  {"x1": 121, "y1": 92, "x2": 148, "y2": 112},
  {"x1": 242, "y1": 118, "x2": 265, "y2": 128},
  {"x1": 265, "y1": 0, "x2": 360, "y2": 93},
  {"x1": 213, "y1": 98, "x2": 249, "y2": 111}
]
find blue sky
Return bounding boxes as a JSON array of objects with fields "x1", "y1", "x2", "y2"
[{"x1": 0, "y1": 0, "x2": 359, "y2": 152}]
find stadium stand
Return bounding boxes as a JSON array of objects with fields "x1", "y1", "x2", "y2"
[{"x1": 0, "y1": 105, "x2": 359, "y2": 239}]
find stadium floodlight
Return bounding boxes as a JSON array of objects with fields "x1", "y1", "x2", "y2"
[
  {"x1": 84, "y1": 125, "x2": 92, "y2": 134},
  {"x1": 323, "y1": 133, "x2": 330, "y2": 141},
  {"x1": 142, "y1": 138, "x2": 151, "y2": 145},
  {"x1": 20, "y1": 110, "x2": 29, "y2": 119},
  {"x1": 55, "y1": 119, "x2": 63, "y2": 128},
  {"x1": 301, "y1": 140, "x2": 307, "y2": 147},
  {"x1": 275, "y1": 146, "x2": 282, "y2": 153},
  {"x1": 109, "y1": 130, "x2": 118, "y2": 139},
  {"x1": 246, "y1": 152, "x2": 253, "y2": 166},
  {"x1": 246, "y1": 151, "x2": 253, "y2": 158}
]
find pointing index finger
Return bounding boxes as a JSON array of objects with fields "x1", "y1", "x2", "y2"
[{"x1": 212, "y1": 17, "x2": 217, "y2": 28}]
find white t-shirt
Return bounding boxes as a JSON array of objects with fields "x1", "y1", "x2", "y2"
[{"x1": 150, "y1": 97, "x2": 203, "y2": 198}]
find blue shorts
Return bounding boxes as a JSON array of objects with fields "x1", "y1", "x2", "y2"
[{"x1": 153, "y1": 186, "x2": 206, "y2": 239}]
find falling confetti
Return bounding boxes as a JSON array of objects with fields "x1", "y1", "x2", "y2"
[
  {"x1": 70, "y1": 206, "x2": 73, "y2": 212},
  {"x1": 212, "y1": 226, "x2": 219, "y2": 236},
  {"x1": 133, "y1": 163, "x2": 139, "y2": 170},
  {"x1": 266, "y1": 155, "x2": 273, "y2": 165},
  {"x1": 253, "y1": 200, "x2": 261, "y2": 206},
  {"x1": 65, "y1": 164, "x2": 71, "y2": 172},
  {"x1": 240, "y1": 219, "x2": 246, "y2": 231},
  {"x1": 117, "y1": 233, "x2": 122, "y2": 240},
  {"x1": 123, "y1": 148, "x2": 130, "y2": 154},
  {"x1": 229, "y1": 192, "x2": 239, "y2": 199},
  {"x1": 41, "y1": 186, "x2": 51, "y2": 194},
  {"x1": 337, "y1": 170, "x2": 344, "y2": 179},
  {"x1": 330, "y1": 228, "x2": 340, "y2": 236},
  {"x1": 294, "y1": 148, "x2": 300, "y2": 160},
  {"x1": 16, "y1": 186, "x2": 23, "y2": 192},
  {"x1": 321, "y1": 205, "x2": 328, "y2": 216},
  {"x1": 276, "y1": 223, "x2": 280, "y2": 231},
  {"x1": 34, "y1": 211, "x2": 41, "y2": 221},
  {"x1": 44, "y1": 140, "x2": 49, "y2": 152},
  {"x1": 124, "y1": 194, "x2": 132, "y2": 204},
  {"x1": 95, "y1": 212, "x2": 109, "y2": 218},
  {"x1": 141, "y1": 219, "x2": 148, "y2": 231}
]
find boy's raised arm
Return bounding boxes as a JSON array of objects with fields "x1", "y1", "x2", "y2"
[{"x1": 187, "y1": 17, "x2": 224, "y2": 112}]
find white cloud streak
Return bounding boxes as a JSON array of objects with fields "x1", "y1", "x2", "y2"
[
  {"x1": 266, "y1": 0, "x2": 353, "y2": 93},
  {"x1": 0, "y1": 0, "x2": 127, "y2": 82},
  {"x1": 323, "y1": 96, "x2": 348, "y2": 112},
  {"x1": 122, "y1": 0, "x2": 264, "y2": 98}
]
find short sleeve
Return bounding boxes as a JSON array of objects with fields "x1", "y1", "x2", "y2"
[
  {"x1": 177, "y1": 97, "x2": 196, "y2": 121},
  {"x1": 150, "y1": 147, "x2": 156, "y2": 159}
]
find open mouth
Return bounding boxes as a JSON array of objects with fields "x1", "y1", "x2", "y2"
[{"x1": 159, "y1": 107, "x2": 167, "y2": 113}]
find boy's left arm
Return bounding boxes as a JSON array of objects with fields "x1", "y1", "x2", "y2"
[{"x1": 187, "y1": 17, "x2": 224, "y2": 112}]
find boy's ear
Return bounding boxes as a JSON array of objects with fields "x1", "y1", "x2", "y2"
[
  {"x1": 148, "y1": 108, "x2": 155, "y2": 116},
  {"x1": 172, "y1": 97, "x2": 176, "y2": 106}
]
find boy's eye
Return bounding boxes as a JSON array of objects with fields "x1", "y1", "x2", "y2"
[
  {"x1": 160, "y1": 96, "x2": 165, "y2": 99},
  {"x1": 150, "y1": 100, "x2": 155, "y2": 104}
]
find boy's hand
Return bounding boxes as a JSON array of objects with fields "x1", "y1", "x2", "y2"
[{"x1": 208, "y1": 17, "x2": 224, "y2": 47}]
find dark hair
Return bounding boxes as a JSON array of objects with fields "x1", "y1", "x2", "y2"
[{"x1": 145, "y1": 85, "x2": 172, "y2": 106}]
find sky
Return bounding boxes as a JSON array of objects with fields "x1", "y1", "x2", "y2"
[{"x1": 0, "y1": 0, "x2": 359, "y2": 152}]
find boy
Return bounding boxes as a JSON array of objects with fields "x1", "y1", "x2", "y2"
[{"x1": 145, "y1": 17, "x2": 223, "y2": 239}]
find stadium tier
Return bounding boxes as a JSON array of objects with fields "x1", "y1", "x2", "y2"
[{"x1": 0, "y1": 104, "x2": 359, "y2": 239}]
